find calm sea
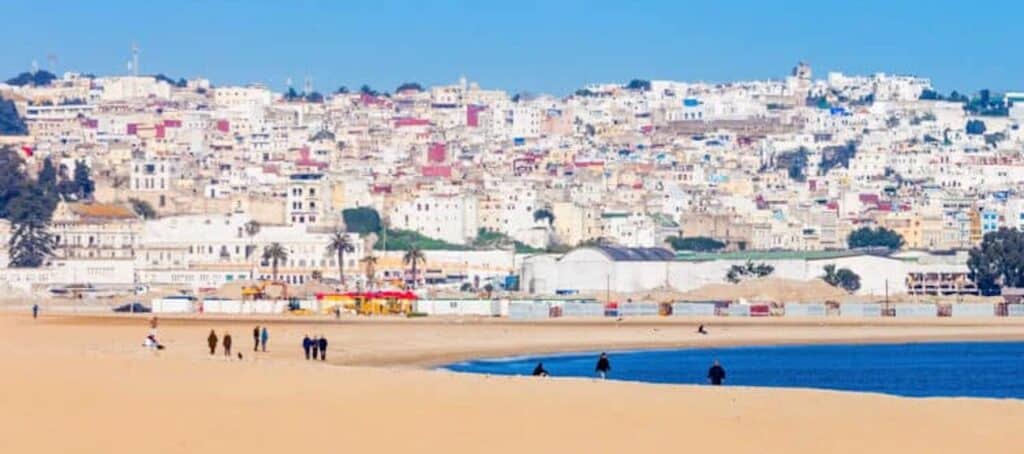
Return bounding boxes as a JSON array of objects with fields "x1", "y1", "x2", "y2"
[{"x1": 445, "y1": 342, "x2": 1024, "y2": 399}]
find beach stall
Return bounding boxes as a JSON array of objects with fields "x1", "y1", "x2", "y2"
[
  {"x1": 950, "y1": 303, "x2": 996, "y2": 318},
  {"x1": 151, "y1": 296, "x2": 195, "y2": 313},
  {"x1": 894, "y1": 303, "x2": 938, "y2": 318},
  {"x1": 618, "y1": 301, "x2": 660, "y2": 317},
  {"x1": 508, "y1": 301, "x2": 550, "y2": 320},
  {"x1": 839, "y1": 302, "x2": 883, "y2": 317},
  {"x1": 414, "y1": 299, "x2": 500, "y2": 317},
  {"x1": 671, "y1": 302, "x2": 717, "y2": 317},
  {"x1": 561, "y1": 301, "x2": 605, "y2": 317},
  {"x1": 784, "y1": 302, "x2": 827, "y2": 317}
]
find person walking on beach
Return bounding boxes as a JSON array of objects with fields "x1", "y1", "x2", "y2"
[
  {"x1": 302, "y1": 335, "x2": 312, "y2": 360},
  {"x1": 318, "y1": 336, "x2": 328, "y2": 361},
  {"x1": 311, "y1": 335, "x2": 320, "y2": 360},
  {"x1": 223, "y1": 332, "x2": 233, "y2": 358},
  {"x1": 708, "y1": 360, "x2": 726, "y2": 386},
  {"x1": 252, "y1": 326, "x2": 260, "y2": 352},
  {"x1": 595, "y1": 352, "x2": 611, "y2": 379},
  {"x1": 207, "y1": 330, "x2": 218, "y2": 355},
  {"x1": 532, "y1": 362, "x2": 549, "y2": 377},
  {"x1": 32, "y1": 303, "x2": 39, "y2": 319},
  {"x1": 260, "y1": 326, "x2": 269, "y2": 352}
]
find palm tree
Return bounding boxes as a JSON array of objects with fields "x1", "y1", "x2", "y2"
[
  {"x1": 244, "y1": 220, "x2": 261, "y2": 279},
  {"x1": 402, "y1": 247, "x2": 426, "y2": 289},
  {"x1": 262, "y1": 242, "x2": 288, "y2": 282},
  {"x1": 360, "y1": 255, "x2": 378, "y2": 289},
  {"x1": 326, "y1": 231, "x2": 355, "y2": 287}
]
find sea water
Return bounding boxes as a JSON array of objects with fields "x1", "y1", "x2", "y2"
[{"x1": 446, "y1": 342, "x2": 1024, "y2": 399}]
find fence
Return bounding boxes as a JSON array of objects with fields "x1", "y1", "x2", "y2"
[
  {"x1": 671, "y1": 302, "x2": 717, "y2": 317},
  {"x1": 839, "y1": 302, "x2": 883, "y2": 317},
  {"x1": 950, "y1": 303, "x2": 996, "y2": 318},
  {"x1": 618, "y1": 302, "x2": 660, "y2": 317},
  {"x1": 561, "y1": 302, "x2": 605, "y2": 317},
  {"x1": 784, "y1": 303, "x2": 827, "y2": 317},
  {"x1": 894, "y1": 303, "x2": 938, "y2": 318},
  {"x1": 508, "y1": 301, "x2": 551, "y2": 320}
]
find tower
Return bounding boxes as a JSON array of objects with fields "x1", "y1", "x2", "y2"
[
  {"x1": 303, "y1": 75, "x2": 313, "y2": 95},
  {"x1": 131, "y1": 43, "x2": 140, "y2": 76}
]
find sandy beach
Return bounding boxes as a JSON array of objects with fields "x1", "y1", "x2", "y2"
[{"x1": 4, "y1": 312, "x2": 1024, "y2": 453}]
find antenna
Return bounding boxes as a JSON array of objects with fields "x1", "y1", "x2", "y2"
[
  {"x1": 131, "y1": 42, "x2": 140, "y2": 76},
  {"x1": 303, "y1": 75, "x2": 313, "y2": 95}
]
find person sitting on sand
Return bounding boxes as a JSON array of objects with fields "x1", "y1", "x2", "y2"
[
  {"x1": 302, "y1": 335, "x2": 312, "y2": 360},
  {"x1": 207, "y1": 330, "x2": 218, "y2": 355},
  {"x1": 595, "y1": 353, "x2": 611, "y2": 379},
  {"x1": 697, "y1": 324, "x2": 708, "y2": 335},
  {"x1": 532, "y1": 362, "x2": 549, "y2": 377},
  {"x1": 223, "y1": 332, "x2": 233, "y2": 358},
  {"x1": 707, "y1": 360, "x2": 726, "y2": 386},
  {"x1": 318, "y1": 336, "x2": 328, "y2": 361}
]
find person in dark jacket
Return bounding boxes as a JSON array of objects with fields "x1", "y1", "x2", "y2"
[
  {"x1": 532, "y1": 362, "x2": 549, "y2": 377},
  {"x1": 223, "y1": 332, "x2": 233, "y2": 358},
  {"x1": 318, "y1": 336, "x2": 328, "y2": 361},
  {"x1": 595, "y1": 352, "x2": 611, "y2": 379},
  {"x1": 302, "y1": 335, "x2": 312, "y2": 360},
  {"x1": 32, "y1": 304, "x2": 39, "y2": 319},
  {"x1": 310, "y1": 336, "x2": 320, "y2": 359},
  {"x1": 253, "y1": 326, "x2": 260, "y2": 352},
  {"x1": 260, "y1": 326, "x2": 269, "y2": 352},
  {"x1": 707, "y1": 360, "x2": 726, "y2": 385},
  {"x1": 207, "y1": 330, "x2": 218, "y2": 355}
]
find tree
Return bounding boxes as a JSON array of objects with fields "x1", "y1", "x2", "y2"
[
  {"x1": 822, "y1": 264, "x2": 861, "y2": 293},
  {"x1": 968, "y1": 228, "x2": 1024, "y2": 296},
  {"x1": 7, "y1": 184, "x2": 56, "y2": 268},
  {"x1": 533, "y1": 208, "x2": 555, "y2": 225},
  {"x1": 5, "y1": 70, "x2": 57, "y2": 87},
  {"x1": 244, "y1": 220, "x2": 261, "y2": 278},
  {"x1": 0, "y1": 99, "x2": 28, "y2": 135},
  {"x1": 625, "y1": 79, "x2": 651, "y2": 91},
  {"x1": 304, "y1": 91, "x2": 324, "y2": 103},
  {"x1": 666, "y1": 236, "x2": 725, "y2": 252},
  {"x1": 359, "y1": 85, "x2": 378, "y2": 96},
  {"x1": 342, "y1": 207, "x2": 382, "y2": 234},
  {"x1": 819, "y1": 141, "x2": 857, "y2": 175},
  {"x1": 361, "y1": 255, "x2": 378, "y2": 288},
  {"x1": 919, "y1": 89, "x2": 943, "y2": 100},
  {"x1": 261, "y1": 242, "x2": 288, "y2": 282},
  {"x1": 128, "y1": 198, "x2": 156, "y2": 219},
  {"x1": 326, "y1": 231, "x2": 355, "y2": 287},
  {"x1": 725, "y1": 261, "x2": 774, "y2": 283},
  {"x1": 396, "y1": 82, "x2": 423, "y2": 93},
  {"x1": 72, "y1": 160, "x2": 94, "y2": 200},
  {"x1": 335, "y1": 86, "x2": 349, "y2": 94},
  {"x1": 285, "y1": 87, "x2": 301, "y2": 101},
  {"x1": 847, "y1": 226, "x2": 904, "y2": 250},
  {"x1": 966, "y1": 119, "x2": 987, "y2": 135},
  {"x1": 0, "y1": 146, "x2": 29, "y2": 218},
  {"x1": 402, "y1": 247, "x2": 426, "y2": 289},
  {"x1": 38, "y1": 158, "x2": 57, "y2": 194}
]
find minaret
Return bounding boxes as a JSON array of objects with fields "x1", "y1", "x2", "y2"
[{"x1": 131, "y1": 43, "x2": 140, "y2": 76}]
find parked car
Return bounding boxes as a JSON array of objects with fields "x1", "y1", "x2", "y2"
[{"x1": 113, "y1": 302, "x2": 151, "y2": 313}]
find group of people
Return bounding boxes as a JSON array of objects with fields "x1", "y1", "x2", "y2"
[
  {"x1": 302, "y1": 335, "x2": 329, "y2": 361},
  {"x1": 532, "y1": 352, "x2": 728, "y2": 386},
  {"x1": 252, "y1": 326, "x2": 269, "y2": 352}
]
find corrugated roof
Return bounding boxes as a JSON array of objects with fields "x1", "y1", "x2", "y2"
[
  {"x1": 595, "y1": 245, "x2": 675, "y2": 261},
  {"x1": 68, "y1": 203, "x2": 136, "y2": 220}
]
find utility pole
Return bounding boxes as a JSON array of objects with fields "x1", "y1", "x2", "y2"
[{"x1": 131, "y1": 43, "x2": 140, "y2": 76}]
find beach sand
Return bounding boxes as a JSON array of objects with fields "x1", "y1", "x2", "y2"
[{"x1": 3, "y1": 312, "x2": 1024, "y2": 453}]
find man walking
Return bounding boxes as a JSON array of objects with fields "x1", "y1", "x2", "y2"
[
  {"x1": 311, "y1": 336, "x2": 320, "y2": 360},
  {"x1": 707, "y1": 360, "x2": 726, "y2": 386},
  {"x1": 302, "y1": 334, "x2": 312, "y2": 360},
  {"x1": 32, "y1": 303, "x2": 39, "y2": 319},
  {"x1": 318, "y1": 336, "x2": 328, "y2": 361},
  {"x1": 223, "y1": 332, "x2": 233, "y2": 358},
  {"x1": 260, "y1": 326, "x2": 269, "y2": 352},
  {"x1": 207, "y1": 330, "x2": 218, "y2": 355},
  {"x1": 253, "y1": 326, "x2": 260, "y2": 352},
  {"x1": 595, "y1": 352, "x2": 611, "y2": 379}
]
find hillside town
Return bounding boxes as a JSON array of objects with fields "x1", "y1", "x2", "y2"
[{"x1": 1, "y1": 61, "x2": 1023, "y2": 303}]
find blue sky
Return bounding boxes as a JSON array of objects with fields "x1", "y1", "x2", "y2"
[{"x1": 3, "y1": 0, "x2": 1020, "y2": 95}]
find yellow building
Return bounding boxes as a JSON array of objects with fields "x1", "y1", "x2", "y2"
[{"x1": 880, "y1": 211, "x2": 922, "y2": 249}]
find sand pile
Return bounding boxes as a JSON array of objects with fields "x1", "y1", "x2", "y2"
[{"x1": 679, "y1": 277, "x2": 849, "y2": 302}]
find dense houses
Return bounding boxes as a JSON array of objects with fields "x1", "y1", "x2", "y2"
[{"x1": 0, "y1": 62, "x2": 1021, "y2": 297}]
